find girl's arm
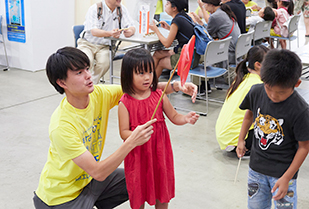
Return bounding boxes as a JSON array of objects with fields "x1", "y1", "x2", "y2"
[
  {"x1": 149, "y1": 22, "x2": 178, "y2": 48},
  {"x1": 198, "y1": 0, "x2": 210, "y2": 23},
  {"x1": 236, "y1": 110, "x2": 253, "y2": 157},
  {"x1": 162, "y1": 94, "x2": 199, "y2": 125},
  {"x1": 272, "y1": 140, "x2": 309, "y2": 200},
  {"x1": 118, "y1": 102, "x2": 132, "y2": 140}
]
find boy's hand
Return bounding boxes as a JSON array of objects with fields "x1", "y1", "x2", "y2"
[
  {"x1": 185, "y1": 111, "x2": 199, "y2": 124},
  {"x1": 271, "y1": 177, "x2": 290, "y2": 200},
  {"x1": 236, "y1": 140, "x2": 247, "y2": 158}
]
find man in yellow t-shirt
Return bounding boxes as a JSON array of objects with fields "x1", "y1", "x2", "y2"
[{"x1": 33, "y1": 47, "x2": 197, "y2": 209}]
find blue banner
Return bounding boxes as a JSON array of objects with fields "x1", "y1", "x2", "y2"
[{"x1": 5, "y1": 0, "x2": 25, "y2": 43}]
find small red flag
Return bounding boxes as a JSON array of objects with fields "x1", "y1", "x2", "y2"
[{"x1": 177, "y1": 35, "x2": 196, "y2": 86}]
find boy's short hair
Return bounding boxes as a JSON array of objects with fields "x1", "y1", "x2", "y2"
[
  {"x1": 121, "y1": 48, "x2": 158, "y2": 95},
  {"x1": 261, "y1": 49, "x2": 302, "y2": 88},
  {"x1": 263, "y1": 6, "x2": 275, "y2": 21},
  {"x1": 46, "y1": 47, "x2": 90, "y2": 94}
]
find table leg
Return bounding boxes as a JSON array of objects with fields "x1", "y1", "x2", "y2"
[{"x1": 109, "y1": 40, "x2": 115, "y2": 84}]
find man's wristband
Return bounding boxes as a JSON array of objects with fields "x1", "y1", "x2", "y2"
[{"x1": 171, "y1": 80, "x2": 178, "y2": 92}]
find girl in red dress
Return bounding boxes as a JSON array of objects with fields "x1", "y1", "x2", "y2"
[{"x1": 118, "y1": 48, "x2": 199, "y2": 209}]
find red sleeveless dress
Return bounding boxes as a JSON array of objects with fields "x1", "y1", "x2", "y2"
[{"x1": 120, "y1": 89, "x2": 175, "y2": 209}]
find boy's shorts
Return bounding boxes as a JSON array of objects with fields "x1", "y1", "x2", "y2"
[
  {"x1": 247, "y1": 167, "x2": 297, "y2": 209},
  {"x1": 33, "y1": 168, "x2": 128, "y2": 209}
]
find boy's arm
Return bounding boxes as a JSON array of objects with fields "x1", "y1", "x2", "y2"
[
  {"x1": 72, "y1": 119, "x2": 156, "y2": 182},
  {"x1": 118, "y1": 102, "x2": 132, "y2": 140},
  {"x1": 163, "y1": 94, "x2": 199, "y2": 125},
  {"x1": 236, "y1": 110, "x2": 253, "y2": 158},
  {"x1": 272, "y1": 140, "x2": 309, "y2": 200}
]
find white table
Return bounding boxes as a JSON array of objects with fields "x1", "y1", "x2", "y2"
[{"x1": 105, "y1": 28, "x2": 177, "y2": 84}]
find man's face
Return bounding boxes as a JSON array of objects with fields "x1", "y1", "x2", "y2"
[
  {"x1": 106, "y1": 0, "x2": 122, "y2": 9},
  {"x1": 60, "y1": 68, "x2": 94, "y2": 97}
]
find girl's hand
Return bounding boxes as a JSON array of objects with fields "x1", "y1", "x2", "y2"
[
  {"x1": 160, "y1": 20, "x2": 170, "y2": 30},
  {"x1": 185, "y1": 112, "x2": 199, "y2": 124},
  {"x1": 197, "y1": 0, "x2": 204, "y2": 8},
  {"x1": 189, "y1": 12, "x2": 204, "y2": 26},
  {"x1": 149, "y1": 20, "x2": 159, "y2": 33}
]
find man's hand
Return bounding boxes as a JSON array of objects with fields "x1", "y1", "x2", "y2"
[
  {"x1": 111, "y1": 29, "x2": 121, "y2": 38},
  {"x1": 123, "y1": 27, "x2": 135, "y2": 37},
  {"x1": 174, "y1": 81, "x2": 198, "y2": 103},
  {"x1": 126, "y1": 119, "x2": 157, "y2": 147}
]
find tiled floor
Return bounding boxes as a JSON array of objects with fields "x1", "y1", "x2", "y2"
[{"x1": 1, "y1": 1, "x2": 309, "y2": 208}]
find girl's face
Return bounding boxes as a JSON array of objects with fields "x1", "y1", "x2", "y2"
[
  {"x1": 132, "y1": 67, "x2": 154, "y2": 94},
  {"x1": 277, "y1": 0, "x2": 284, "y2": 7},
  {"x1": 204, "y1": 3, "x2": 215, "y2": 14},
  {"x1": 242, "y1": 0, "x2": 249, "y2": 4},
  {"x1": 165, "y1": 1, "x2": 176, "y2": 15}
]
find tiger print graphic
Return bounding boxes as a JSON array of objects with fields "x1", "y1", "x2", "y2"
[{"x1": 254, "y1": 108, "x2": 284, "y2": 150}]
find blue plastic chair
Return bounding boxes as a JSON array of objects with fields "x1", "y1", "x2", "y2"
[
  {"x1": 0, "y1": 15, "x2": 9, "y2": 71},
  {"x1": 72, "y1": 25, "x2": 124, "y2": 61}
]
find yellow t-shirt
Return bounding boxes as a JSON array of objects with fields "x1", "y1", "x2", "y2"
[
  {"x1": 36, "y1": 85, "x2": 123, "y2": 206},
  {"x1": 245, "y1": 1, "x2": 258, "y2": 11},
  {"x1": 215, "y1": 73, "x2": 262, "y2": 150}
]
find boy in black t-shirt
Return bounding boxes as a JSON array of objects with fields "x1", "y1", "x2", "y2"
[{"x1": 237, "y1": 49, "x2": 309, "y2": 209}]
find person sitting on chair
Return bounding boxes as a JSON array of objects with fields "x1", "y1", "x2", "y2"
[{"x1": 77, "y1": 0, "x2": 136, "y2": 84}]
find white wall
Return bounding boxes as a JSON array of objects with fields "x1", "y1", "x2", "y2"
[{"x1": 0, "y1": 0, "x2": 75, "y2": 71}]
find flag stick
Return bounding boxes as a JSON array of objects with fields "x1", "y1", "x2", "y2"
[
  {"x1": 234, "y1": 157, "x2": 242, "y2": 184},
  {"x1": 151, "y1": 59, "x2": 189, "y2": 120}
]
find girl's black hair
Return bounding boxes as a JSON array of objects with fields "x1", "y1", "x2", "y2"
[
  {"x1": 202, "y1": 0, "x2": 237, "y2": 21},
  {"x1": 168, "y1": 0, "x2": 188, "y2": 12},
  {"x1": 282, "y1": 0, "x2": 294, "y2": 15},
  {"x1": 121, "y1": 48, "x2": 158, "y2": 95},
  {"x1": 226, "y1": 45, "x2": 269, "y2": 98}
]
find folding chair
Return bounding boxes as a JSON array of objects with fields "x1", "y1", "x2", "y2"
[
  {"x1": 170, "y1": 37, "x2": 232, "y2": 116},
  {"x1": 252, "y1": 20, "x2": 272, "y2": 46},
  {"x1": 0, "y1": 15, "x2": 9, "y2": 71},
  {"x1": 269, "y1": 15, "x2": 301, "y2": 50},
  {"x1": 230, "y1": 30, "x2": 254, "y2": 69},
  {"x1": 72, "y1": 25, "x2": 124, "y2": 61}
]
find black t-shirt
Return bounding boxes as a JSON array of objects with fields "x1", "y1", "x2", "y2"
[
  {"x1": 240, "y1": 84, "x2": 309, "y2": 179},
  {"x1": 171, "y1": 12, "x2": 195, "y2": 51},
  {"x1": 226, "y1": 0, "x2": 247, "y2": 34}
]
